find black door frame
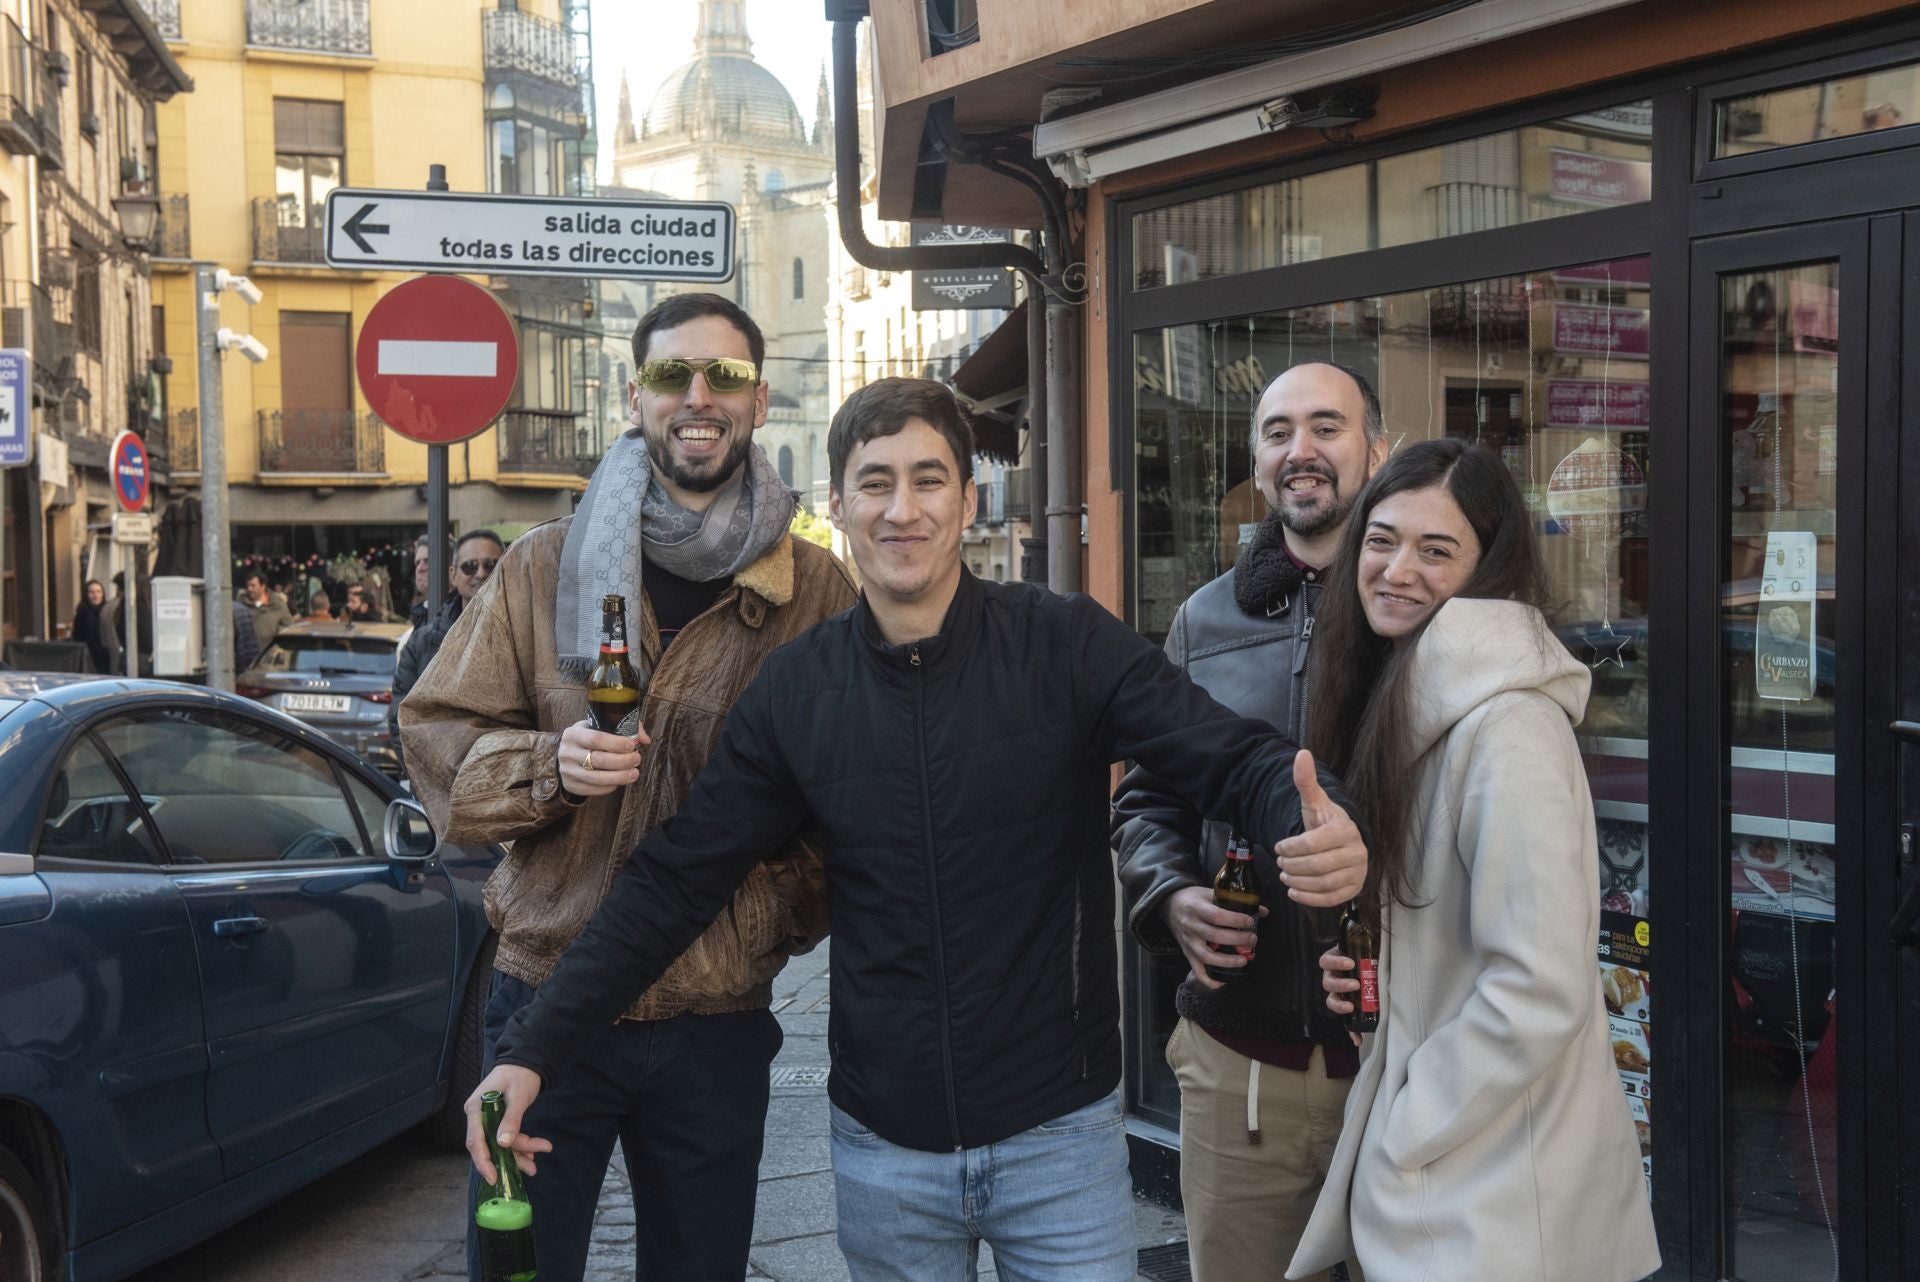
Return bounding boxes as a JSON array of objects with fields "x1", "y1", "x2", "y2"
[{"x1": 1685, "y1": 216, "x2": 1876, "y2": 1281}]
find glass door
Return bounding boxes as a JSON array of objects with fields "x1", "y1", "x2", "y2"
[{"x1": 1693, "y1": 220, "x2": 1879, "y2": 1282}]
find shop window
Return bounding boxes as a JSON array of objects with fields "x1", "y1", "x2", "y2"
[
  {"x1": 273, "y1": 99, "x2": 345, "y2": 230},
  {"x1": 1131, "y1": 100, "x2": 1652, "y2": 289},
  {"x1": 1714, "y1": 57, "x2": 1920, "y2": 159},
  {"x1": 1129, "y1": 257, "x2": 1655, "y2": 1150}
]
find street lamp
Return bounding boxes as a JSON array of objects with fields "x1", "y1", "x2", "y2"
[{"x1": 112, "y1": 189, "x2": 163, "y2": 251}]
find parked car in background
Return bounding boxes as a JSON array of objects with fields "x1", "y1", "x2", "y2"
[
  {"x1": 0, "y1": 672, "x2": 498, "y2": 1282},
  {"x1": 237, "y1": 621, "x2": 411, "y2": 777}
]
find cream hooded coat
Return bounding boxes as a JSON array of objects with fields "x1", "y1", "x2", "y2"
[{"x1": 1289, "y1": 598, "x2": 1659, "y2": 1282}]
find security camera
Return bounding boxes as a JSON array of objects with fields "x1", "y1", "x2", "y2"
[
  {"x1": 214, "y1": 268, "x2": 264, "y2": 306},
  {"x1": 217, "y1": 328, "x2": 270, "y2": 364}
]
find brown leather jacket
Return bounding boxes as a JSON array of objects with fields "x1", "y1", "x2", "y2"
[{"x1": 399, "y1": 518, "x2": 856, "y2": 1021}]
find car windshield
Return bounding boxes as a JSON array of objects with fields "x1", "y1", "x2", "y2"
[{"x1": 257, "y1": 636, "x2": 397, "y2": 676}]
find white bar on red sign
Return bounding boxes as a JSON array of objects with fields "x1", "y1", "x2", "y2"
[{"x1": 377, "y1": 340, "x2": 498, "y2": 378}]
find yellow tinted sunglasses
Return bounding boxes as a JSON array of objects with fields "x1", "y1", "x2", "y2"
[{"x1": 637, "y1": 357, "x2": 759, "y2": 395}]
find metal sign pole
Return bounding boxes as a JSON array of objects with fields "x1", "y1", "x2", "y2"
[
  {"x1": 196, "y1": 263, "x2": 233, "y2": 690},
  {"x1": 425, "y1": 164, "x2": 451, "y2": 605}
]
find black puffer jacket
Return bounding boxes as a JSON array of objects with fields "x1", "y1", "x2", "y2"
[
  {"x1": 389, "y1": 590, "x2": 462, "y2": 764},
  {"x1": 494, "y1": 571, "x2": 1358, "y2": 1152}
]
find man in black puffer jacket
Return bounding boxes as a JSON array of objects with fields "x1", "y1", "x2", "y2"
[
  {"x1": 389, "y1": 529, "x2": 503, "y2": 778},
  {"x1": 469, "y1": 379, "x2": 1369, "y2": 1282}
]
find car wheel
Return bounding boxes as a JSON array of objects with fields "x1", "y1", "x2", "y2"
[
  {"x1": 428, "y1": 932, "x2": 498, "y2": 1150},
  {"x1": 0, "y1": 1147, "x2": 55, "y2": 1282}
]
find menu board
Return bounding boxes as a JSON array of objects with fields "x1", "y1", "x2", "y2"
[{"x1": 1599, "y1": 908, "x2": 1653, "y2": 1195}]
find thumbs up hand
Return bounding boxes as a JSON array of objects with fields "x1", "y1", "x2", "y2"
[{"x1": 1273, "y1": 749, "x2": 1369, "y2": 908}]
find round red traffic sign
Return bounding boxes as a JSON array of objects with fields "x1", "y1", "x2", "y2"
[
  {"x1": 355, "y1": 275, "x2": 520, "y2": 445},
  {"x1": 109, "y1": 430, "x2": 149, "y2": 511}
]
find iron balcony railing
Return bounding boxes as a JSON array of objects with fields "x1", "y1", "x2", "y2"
[
  {"x1": 1, "y1": 280, "x2": 68, "y2": 397},
  {"x1": 482, "y1": 8, "x2": 577, "y2": 88},
  {"x1": 971, "y1": 480, "x2": 1003, "y2": 526},
  {"x1": 167, "y1": 407, "x2": 198, "y2": 474},
  {"x1": 0, "y1": 16, "x2": 60, "y2": 166},
  {"x1": 258, "y1": 409, "x2": 386, "y2": 474},
  {"x1": 497, "y1": 409, "x2": 596, "y2": 477},
  {"x1": 147, "y1": 0, "x2": 182, "y2": 40},
  {"x1": 245, "y1": 0, "x2": 371, "y2": 56},
  {"x1": 251, "y1": 198, "x2": 325, "y2": 264},
  {"x1": 155, "y1": 193, "x2": 190, "y2": 259}
]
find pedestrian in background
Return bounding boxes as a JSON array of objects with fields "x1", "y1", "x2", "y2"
[
  {"x1": 242, "y1": 571, "x2": 293, "y2": 650},
  {"x1": 341, "y1": 583, "x2": 380, "y2": 624},
  {"x1": 402, "y1": 293, "x2": 856, "y2": 1282},
  {"x1": 301, "y1": 591, "x2": 335, "y2": 623},
  {"x1": 388, "y1": 528, "x2": 505, "y2": 770},
  {"x1": 108, "y1": 571, "x2": 151, "y2": 676},
  {"x1": 468, "y1": 377, "x2": 1370, "y2": 1282},
  {"x1": 232, "y1": 596, "x2": 260, "y2": 675},
  {"x1": 71, "y1": 579, "x2": 119, "y2": 674},
  {"x1": 1295, "y1": 438, "x2": 1658, "y2": 1282},
  {"x1": 1114, "y1": 362, "x2": 1387, "y2": 1282},
  {"x1": 408, "y1": 534, "x2": 440, "y2": 626}
]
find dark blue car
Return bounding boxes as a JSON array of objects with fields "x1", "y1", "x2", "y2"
[{"x1": 0, "y1": 673, "x2": 498, "y2": 1281}]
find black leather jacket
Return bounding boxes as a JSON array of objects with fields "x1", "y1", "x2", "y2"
[{"x1": 1112, "y1": 568, "x2": 1351, "y2": 1048}]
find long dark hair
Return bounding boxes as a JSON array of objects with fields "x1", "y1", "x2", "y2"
[{"x1": 1305, "y1": 438, "x2": 1554, "y2": 910}]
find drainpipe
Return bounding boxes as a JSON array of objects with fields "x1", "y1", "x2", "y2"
[{"x1": 828, "y1": 12, "x2": 1082, "y2": 590}]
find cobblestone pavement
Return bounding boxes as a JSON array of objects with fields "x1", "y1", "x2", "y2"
[
  {"x1": 129, "y1": 939, "x2": 1189, "y2": 1281},
  {"x1": 651, "y1": 941, "x2": 1189, "y2": 1282}
]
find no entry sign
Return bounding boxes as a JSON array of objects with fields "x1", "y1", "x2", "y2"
[
  {"x1": 109, "y1": 430, "x2": 149, "y2": 511},
  {"x1": 356, "y1": 275, "x2": 520, "y2": 445}
]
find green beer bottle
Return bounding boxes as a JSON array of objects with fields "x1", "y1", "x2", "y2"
[{"x1": 476, "y1": 1090, "x2": 537, "y2": 1282}]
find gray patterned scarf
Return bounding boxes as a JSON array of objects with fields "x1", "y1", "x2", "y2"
[{"x1": 556, "y1": 407, "x2": 797, "y2": 677}]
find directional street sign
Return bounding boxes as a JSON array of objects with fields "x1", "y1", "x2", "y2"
[
  {"x1": 356, "y1": 275, "x2": 520, "y2": 446},
  {"x1": 0, "y1": 348, "x2": 28, "y2": 468},
  {"x1": 109, "y1": 431, "x2": 149, "y2": 511},
  {"x1": 324, "y1": 189, "x2": 736, "y2": 282},
  {"x1": 111, "y1": 512, "x2": 153, "y2": 545}
]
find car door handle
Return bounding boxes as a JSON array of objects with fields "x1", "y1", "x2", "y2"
[
  {"x1": 211, "y1": 916, "x2": 268, "y2": 938},
  {"x1": 1892, "y1": 722, "x2": 1920, "y2": 945}
]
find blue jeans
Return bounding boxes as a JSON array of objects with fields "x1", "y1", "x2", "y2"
[
  {"x1": 830, "y1": 1089, "x2": 1136, "y2": 1282},
  {"x1": 469, "y1": 972, "x2": 780, "y2": 1282}
]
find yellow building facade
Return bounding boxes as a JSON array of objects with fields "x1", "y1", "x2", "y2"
[{"x1": 152, "y1": 0, "x2": 590, "y2": 613}]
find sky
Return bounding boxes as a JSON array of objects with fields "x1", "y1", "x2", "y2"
[{"x1": 589, "y1": 0, "x2": 839, "y2": 183}]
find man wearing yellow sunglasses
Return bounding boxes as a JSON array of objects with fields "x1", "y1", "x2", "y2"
[{"x1": 401, "y1": 293, "x2": 855, "y2": 1282}]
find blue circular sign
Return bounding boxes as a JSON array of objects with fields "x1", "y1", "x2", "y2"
[{"x1": 110, "y1": 431, "x2": 149, "y2": 511}]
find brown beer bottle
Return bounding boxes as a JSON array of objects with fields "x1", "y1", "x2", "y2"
[
  {"x1": 1205, "y1": 835, "x2": 1262, "y2": 983},
  {"x1": 1342, "y1": 903, "x2": 1380, "y2": 1032},
  {"x1": 586, "y1": 594, "x2": 641, "y2": 737}
]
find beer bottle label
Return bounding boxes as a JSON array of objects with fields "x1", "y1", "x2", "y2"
[
  {"x1": 613, "y1": 706, "x2": 640, "y2": 738},
  {"x1": 1356, "y1": 958, "x2": 1380, "y2": 1014}
]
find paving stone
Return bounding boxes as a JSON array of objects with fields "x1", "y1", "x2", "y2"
[
  {"x1": 757, "y1": 1132, "x2": 834, "y2": 1181},
  {"x1": 751, "y1": 1169, "x2": 840, "y2": 1242},
  {"x1": 748, "y1": 1230, "x2": 852, "y2": 1282}
]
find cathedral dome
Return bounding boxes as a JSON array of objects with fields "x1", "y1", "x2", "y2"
[{"x1": 645, "y1": 53, "x2": 807, "y2": 143}]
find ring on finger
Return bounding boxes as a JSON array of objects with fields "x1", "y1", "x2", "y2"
[{"x1": 583, "y1": 749, "x2": 594, "y2": 772}]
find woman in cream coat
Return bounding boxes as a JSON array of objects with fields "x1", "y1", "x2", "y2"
[{"x1": 1288, "y1": 439, "x2": 1658, "y2": 1282}]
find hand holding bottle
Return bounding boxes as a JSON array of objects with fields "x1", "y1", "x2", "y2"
[
  {"x1": 1273, "y1": 749, "x2": 1368, "y2": 907},
  {"x1": 466, "y1": 1064, "x2": 552, "y2": 1184}
]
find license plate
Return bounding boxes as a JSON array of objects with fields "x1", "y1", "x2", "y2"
[{"x1": 283, "y1": 693, "x2": 350, "y2": 714}]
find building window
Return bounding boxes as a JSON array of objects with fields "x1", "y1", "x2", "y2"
[
  {"x1": 273, "y1": 99, "x2": 345, "y2": 230},
  {"x1": 792, "y1": 256, "x2": 805, "y2": 300},
  {"x1": 777, "y1": 444, "x2": 794, "y2": 488},
  {"x1": 1131, "y1": 99, "x2": 1652, "y2": 289},
  {"x1": 73, "y1": 244, "x2": 100, "y2": 357}
]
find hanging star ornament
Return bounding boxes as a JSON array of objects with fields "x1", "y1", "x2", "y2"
[{"x1": 1581, "y1": 624, "x2": 1634, "y2": 670}]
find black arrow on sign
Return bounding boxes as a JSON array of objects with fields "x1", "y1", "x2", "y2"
[{"x1": 342, "y1": 203, "x2": 389, "y2": 254}]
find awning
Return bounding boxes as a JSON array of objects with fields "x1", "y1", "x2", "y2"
[{"x1": 947, "y1": 301, "x2": 1027, "y2": 465}]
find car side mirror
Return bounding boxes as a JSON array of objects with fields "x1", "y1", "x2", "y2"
[{"x1": 383, "y1": 798, "x2": 438, "y2": 863}]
